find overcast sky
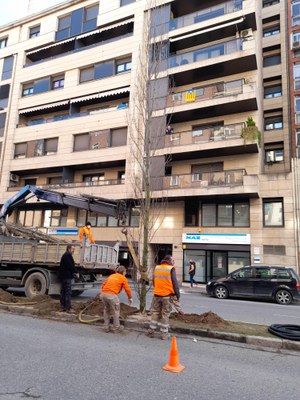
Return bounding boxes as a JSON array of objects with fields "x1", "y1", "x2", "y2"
[{"x1": 0, "y1": 0, "x2": 65, "y2": 27}]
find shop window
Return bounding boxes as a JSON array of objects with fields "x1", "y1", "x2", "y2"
[
  {"x1": 29, "y1": 25, "x2": 40, "y2": 38},
  {"x1": 202, "y1": 202, "x2": 249, "y2": 227},
  {"x1": 263, "y1": 198, "x2": 284, "y2": 227}
]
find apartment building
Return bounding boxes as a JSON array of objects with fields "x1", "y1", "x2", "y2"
[{"x1": 0, "y1": 0, "x2": 296, "y2": 284}]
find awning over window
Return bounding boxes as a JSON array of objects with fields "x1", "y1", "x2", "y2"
[
  {"x1": 98, "y1": 18, "x2": 134, "y2": 33},
  {"x1": 70, "y1": 87, "x2": 130, "y2": 103},
  {"x1": 26, "y1": 37, "x2": 75, "y2": 56},
  {"x1": 19, "y1": 100, "x2": 69, "y2": 114}
]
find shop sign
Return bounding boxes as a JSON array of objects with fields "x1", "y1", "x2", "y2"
[
  {"x1": 48, "y1": 228, "x2": 78, "y2": 235},
  {"x1": 182, "y1": 233, "x2": 250, "y2": 245}
]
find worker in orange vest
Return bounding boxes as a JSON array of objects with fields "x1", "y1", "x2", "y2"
[
  {"x1": 100, "y1": 265, "x2": 133, "y2": 333},
  {"x1": 147, "y1": 255, "x2": 180, "y2": 340},
  {"x1": 78, "y1": 221, "x2": 95, "y2": 244}
]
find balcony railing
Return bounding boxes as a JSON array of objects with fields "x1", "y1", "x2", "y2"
[
  {"x1": 8, "y1": 179, "x2": 125, "y2": 192},
  {"x1": 164, "y1": 169, "x2": 245, "y2": 190},
  {"x1": 166, "y1": 78, "x2": 248, "y2": 109},
  {"x1": 165, "y1": 123, "x2": 244, "y2": 147},
  {"x1": 168, "y1": 38, "x2": 242, "y2": 69},
  {"x1": 22, "y1": 103, "x2": 128, "y2": 127}
]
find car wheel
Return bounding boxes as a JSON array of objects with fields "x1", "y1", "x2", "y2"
[
  {"x1": 214, "y1": 285, "x2": 229, "y2": 299},
  {"x1": 275, "y1": 289, "x2": 292, "y2": 305}
]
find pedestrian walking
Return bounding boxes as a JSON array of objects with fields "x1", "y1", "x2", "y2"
[
  {"x1": 59, "y1": 244, "x2": 79, "y2": 313},
  {"x1": 100, "y1": 265, "x2": 132, "y2": 333},
  {"x1": 147, "y1": 255, "x2": 180, "y2": 340},
  {"x1": 189, "y1": 260, "x2": 197, "y2": 288}
]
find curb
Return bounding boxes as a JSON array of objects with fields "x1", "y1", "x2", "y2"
[{"x1": 1, "y1": 304, "x2": 300, "y2": 352}]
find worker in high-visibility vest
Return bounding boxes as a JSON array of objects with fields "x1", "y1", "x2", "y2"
[
  {"x1": 147, "y1": 255, "x2": 181, "y2": 340},
  {"x1": 78, "y1": 221, "x2": 95, "y2": 245}
]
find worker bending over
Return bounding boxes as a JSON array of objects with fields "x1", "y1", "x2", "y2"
[
  {"x1": 79, "y1": 221, "x2": 95, "y2": 244},
  {"x1": 100, "y1": 265, "x2": 132, "y2": 333},
  {"x1": 148, "y1": 255, "x2": 180, "y2": 340}
]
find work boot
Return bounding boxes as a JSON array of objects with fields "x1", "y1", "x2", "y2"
[
  {"x1": 147, "y1": 329, "x2": 155, "y2": 338},
  {"x1": 161, "y1": 332, "x2": 170, "y2": 340},
  {"x1": 112, "y1": 325, "x2": 124, "y2": 333},
  {"x1": 66, "y1": 308, "x2": 76, "y2": 314}
]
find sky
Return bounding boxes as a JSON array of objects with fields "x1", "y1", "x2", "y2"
[{"x1": 0, "y1": 0, "x2": 65, "y2": 27}]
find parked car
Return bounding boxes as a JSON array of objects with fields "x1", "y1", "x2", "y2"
[{"x1": 206, "y1": 266, "x2": 300, "y2": 305}]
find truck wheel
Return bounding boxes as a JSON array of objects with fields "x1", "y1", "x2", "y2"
[
  {"x1": 24, "y1": 272, "x2": 47, "y2": 298},
  {"x1": 71, "y1": 290, "x2": 84, "y2": 297}
]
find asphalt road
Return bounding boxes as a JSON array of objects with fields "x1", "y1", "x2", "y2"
[
  {"x1": 0, "y1": 313, "x2": 299, "y2": 400},
  {"x1": 79, "y1": 286, "x2": 300, "y2": 326}
]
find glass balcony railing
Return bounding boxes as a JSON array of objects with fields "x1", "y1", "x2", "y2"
[
  {"x1": 168, "y1": 38, "x2": 242, "y2": 69},
  {"x1": 169, "y1": 0, "x2": 243, "y2": 31},
  {"x1": 23, "y1": 103, "x2": 129, "y2": 127},
  {"x1": 163, "y1": 169, "x2": 245, "y2": 190},
  {"x1": 165, "y1": 123, "x2": 244, "y2": 147}
]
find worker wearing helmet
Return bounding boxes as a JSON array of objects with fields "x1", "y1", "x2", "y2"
[
  {"x1": 147, "y1": 255, "x2": 180, "y2": 340},
  {"x1": 79, "y1": 221, "x2": 95, "y2": 244},
  {"x1": 100, "y1": 265, "x2": 133, "y2": 333}
]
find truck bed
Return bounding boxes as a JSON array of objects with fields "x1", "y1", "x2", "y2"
[{"x1": 0, "y1": 241, "x2": 118, "y2": 269}]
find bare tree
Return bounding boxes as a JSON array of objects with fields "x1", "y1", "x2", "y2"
[{"x1": 123, "y1": 0, "x2": 173, "y2": 312}]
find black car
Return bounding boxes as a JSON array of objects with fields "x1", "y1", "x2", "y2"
[{"x1": 206, "y1": 265, "x2": 300, "y2": 305}]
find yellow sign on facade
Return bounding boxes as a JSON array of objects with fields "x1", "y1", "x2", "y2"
[{"x1": 185, "y1": 89, "x2": 196, "y2": 102}]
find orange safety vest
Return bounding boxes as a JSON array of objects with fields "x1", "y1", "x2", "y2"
[
  {"x1": 79, "y1": 226, "x2": 95, "y2": 244},
  {"x1": 153, "y1": 263, "x2": 175, "y2": 297}
]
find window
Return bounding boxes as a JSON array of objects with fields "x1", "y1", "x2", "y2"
[
  {"x1": 111, "y1": 127, "x2": 127, "y2": 146},
  {"x1": 294, "y1": 64, "x2": 300, "y2": 90},
  {"x1": 116, "y1": 59, "x2": 132, "y2": 74},
  {"x1": 29, "y1": 25, "x2": 40, "y2": 38},
  {"x1": 263, "y1": 0, "x2": 279, "y2": 7},
  {"x1": 264, "y1": 116, "x2": 283, "y2": 130},
  {"x1": 56, "y1": 14, "x2": 71, "y2": 40},
  {"x1": 22, "y1": 83, "x2": 34, "y2": 96},
  {"x1": 121, "y1": 0, "x2": 135, "y2": 5},
  {"x1": 0, "y1": 37, "x2": 7, "y2": 49},
  {"x1": 14, "y1": 142, "x2": 27, "y2": 159},
  {"x1": 76, "y1": 207, "x2": 139, "y2": 227},
  {"x1": 79, "y1": 67, "x2": 94, "y2": 83},
  {"x1": 202, "y1": 202, "x2": 249, "y2": 227},
  {"x1": 18, "y1": 210, "x2": 42, "y2": 227},
  {"x1": 1, "y1": 56, "x2": 14, "y2": 80},
  {"x1": 48, "y1": 176, "x2": 63, "y2": 185},
  {"x1": 264, "y1": 85, "x2": 282, "y2": 98},
  {"x1": 263, "y1": 54, "x2": 281, "y2": 67},
  {"x1": 14, "y1": 138, "x2": 58, "y2": 158},
  {"x1": 44, "y1": 209, "x2": 68, "y2": 227},
  {"x1": 83, "y1": 4, "x2": 98, "y2": 31},
  {"x1": 184, "y1": 200, "x2": 199, "y2": 226},
  {"x1": 265, "y1": 143, "x2": 284, "y2": 163},
  {"x1": 0, "y1": 112, "x2": 6, "y2": 137},
  {"x1": 263, "y1": 25, "x2": 280, "y2": 37},
  {"x1": 293, "y1": 1, "x2": 300, "y2": 26},
  {"x1": 51, "y1": 76, "x2": 64, "y2": 90},
  {"x1": 83, "y1": 174, "x2": 105, "y2": 185},
  {"x1": 0, "y1": 83, "x2": 10, "y2": 108},
  {"x1": 74, "y1": 131, "x2": 111, "y2": 151},
  {"x1": 263, "y1": 198, "x2": 283, "y2": 227}
]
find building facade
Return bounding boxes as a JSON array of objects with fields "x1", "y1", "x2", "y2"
[{"x1": 0, "y1": 0, "x2": 297, "y2": 284}]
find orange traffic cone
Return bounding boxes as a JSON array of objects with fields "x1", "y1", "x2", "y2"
[{"x1": 162, "y1": 336, "x2": 185, "y2": 373}]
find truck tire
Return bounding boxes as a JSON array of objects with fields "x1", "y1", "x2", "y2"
[
  {"x1": 71, "y1": 290, "x2": 84, "y2": 297},
  {"x1": 24, "y1": 272, "x2": 47, "y2": 298}
]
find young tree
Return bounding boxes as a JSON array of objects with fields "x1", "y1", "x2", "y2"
[{"x1": 123, "y1": 0, "x2": 173, "y2": 312}]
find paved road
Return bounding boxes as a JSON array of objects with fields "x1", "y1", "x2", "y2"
[
  {"x1": 0, "y1": 313, "x2": 299, "y2": 400},
  {"x1": 79, "y1": 286, "x2": 300, "y2": 326}
]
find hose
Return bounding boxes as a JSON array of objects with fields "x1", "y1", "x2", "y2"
[
  {"x1": 78, "y1": 299, "x2": 103, "y2": 324},
  {"x1": 268, "y1": 324, "x2": 300, "y2": 341},
  {"x1": 0, "y1": 300, "x2": 37, "y2": 305}
]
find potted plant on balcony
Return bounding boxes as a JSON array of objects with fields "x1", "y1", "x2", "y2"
[{"x1": 241, "y1": 117, "x2": 261, "y2": 147}]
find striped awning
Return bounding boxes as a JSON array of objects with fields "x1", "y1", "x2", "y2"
[
  {"x1": 98, "y1": 18, "x2": 134, "y2": 33},
  {"x1": 70, "y1": 87, "x2": 130, "y2": 103},
  {"x1": 26, "y1": 37, "x2": 75, "y2": 56},
  {"x1": 19, "y1": 100, "x2": 69, "y2": 114}
]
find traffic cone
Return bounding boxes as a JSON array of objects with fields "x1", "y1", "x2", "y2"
[{"x1": 162, "y1": 336, "x2": 185, "y2": 373}]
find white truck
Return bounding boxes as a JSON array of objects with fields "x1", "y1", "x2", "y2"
[{"x1": 0, "y1": 185, "x2": 127, "y2": 298}]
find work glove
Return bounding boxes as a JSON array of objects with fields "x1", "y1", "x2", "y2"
[{"x1": 128, "y1": 298, "x2": 133, "y2": 306}]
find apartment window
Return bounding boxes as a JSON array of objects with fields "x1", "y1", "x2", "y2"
[
  {"x1": 1, "y1": 56, "x2": 14, "y2": 80},
  {"x1": 264, "y1": 85, "x2": 282, "y2": 98},
  {"x1": 74, "y1": 131, "x2": 109, "y2": 151},
  {"x1": 14, "y1": 142, "x2": 27, "y2": 159},
  {"x1": 265, "y1": 142, "x2": 284, "y2": 163},
  {"x1": 184, "y1": 200, "x2": 199, "y2": 227},
  {"x1": 263, "y1": 54, "x2": 281, "y2": 67},
  {"x1": 44, "y1": 138, "x2": 58, "y2": 155},
  {"x1": 83, "y1": 174, "x2": 105, "y2": 184},
  {"x1": 0, "y1": 37, "x2": 7, "y2": 49},
  {"x1": 51, "y1": 76, "x2": 64, "y2": 90},
  {"x1": 22, "y1": 83, "x2": 34, "y2": 96},
  {"x1": 116, "y1": 59, "x2": 132, "y2": 74},
  {"x1": 264, "y1": 116, "x2": 283, "y2": 130},
  {"x1": 121, "y1": 0, "x2": 135, "y2": 5},
  {"x1": 48, "y1": 176, "x2": 63, "y2": 185},
  {"x1": 29, "y1": 25, "x2": 40, "y2": 38},
  {"x1": 83, "y1": 4, "x2": 98, "y2": 31},
  {"x1": 56, "y1": 14, "x2": 71, "y2": 40},
  {"x1": 0, "y1": 112, "x2": 6, "y2": 137},
  {"x1": 118, "y1": 171, "x2": 125, "y2": 181},
  {"x1": 294, "y1": 64, "x2": 300, "y2": 90},
  {"x1": 111, "y1": 127, "x2": 127, "y2": 146},
  {"x1": 202, "y1": 202, "x2": 249, "y2": 227},
  {"x1": 297, "y1": 130, "x2": 300, "y2": 158},
  {"x1": 293, "y1": 1, "x2": 300, "y2": 26},
  {"x1": 263, "y1": 25, "x2": 280, "y2": 37},
  {"x1": 263, "y1": 0, "x2": 279, "y2": 7},
  {"x1": 24, "y1": 178, "x2": 37, "y2": 186},
  {"x1": 14, "y1": 138, "x2": 58, "y2": 158},
  {"x1": 263, "y1": 198, "x2": 283, "y2": 227},
  {"x1": 129, "y1": 208, "x2": 140, "y2": 227},
  {"x1": 0, "y1": 83, "x2": 10, "y2": 108}
]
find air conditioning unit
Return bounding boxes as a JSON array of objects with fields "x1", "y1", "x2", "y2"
[
  {"x1": 293, "y1": 41, "x2": 300, "y2": 49},
  {"x1": 241, "y1": 29, "x2": 253, "y2": 39},
  {"x1": 10, "y1": 173, "x2": 19, "y2": 183}
]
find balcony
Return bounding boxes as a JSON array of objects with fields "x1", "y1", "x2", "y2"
[{"x1": 158, "y1": 170, "x2": 259, "y2": 198}]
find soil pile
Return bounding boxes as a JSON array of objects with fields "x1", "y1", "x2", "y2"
[
  {"x1": 171, "y1": 311, "x2": 229, "y2": 327},
  {"x1": 0, "y1": 288, "x2": 21, "y2": 303}
]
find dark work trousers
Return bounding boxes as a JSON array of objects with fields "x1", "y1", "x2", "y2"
[{"x1": 60, "y1": 279, "x2": 72, "y2": 311}]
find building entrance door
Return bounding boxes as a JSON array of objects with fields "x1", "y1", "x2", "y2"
[{"x1": 212, "y1": 251, "x2": 227, "y2": 279}]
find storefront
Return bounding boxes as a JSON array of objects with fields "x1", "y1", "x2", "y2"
[{"x1": 182, "y1": 233, "x2": 251, "y2": 283}]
